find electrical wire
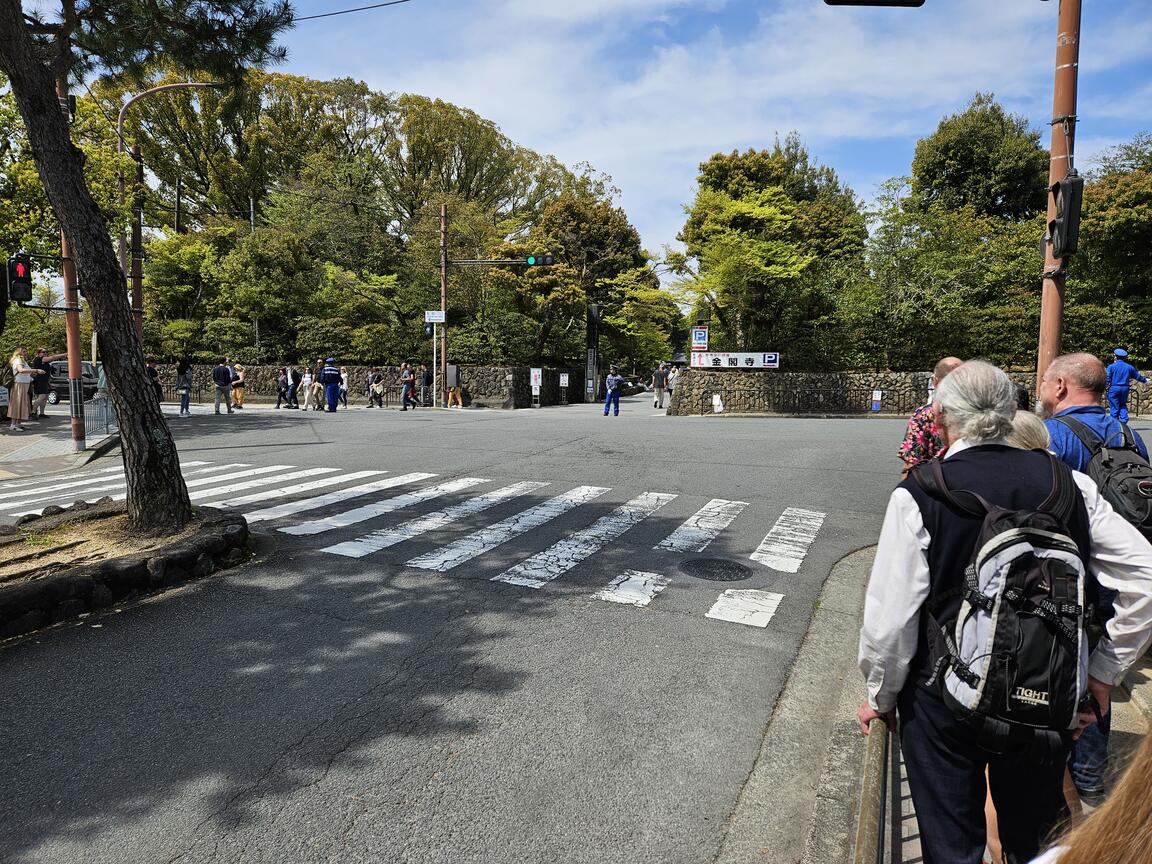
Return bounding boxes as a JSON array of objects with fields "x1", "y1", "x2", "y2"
[{"x1": 294, "y1": 0, "x2": 413, "y2": 22}]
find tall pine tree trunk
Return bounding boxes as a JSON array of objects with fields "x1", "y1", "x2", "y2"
[{"x1": 0, "y1": 7, "x2": 191, "y2": 534}]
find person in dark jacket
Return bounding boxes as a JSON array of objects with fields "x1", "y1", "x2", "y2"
[
  {"x1": 319, "y1": 358, "x2": 343, "y2": 413},
  {"x1": 211, "y1": 358, "x2": 233, "y2": 415},
  {"x1": 175, "y1": 358, "x2": 194, "y2": 416},
  {"x1": 146, "y1": 359, "x2": 163, "y2": 403}
]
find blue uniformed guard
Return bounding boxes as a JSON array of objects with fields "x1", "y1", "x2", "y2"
[
  {"x1": 603, "y1": 364, "x2": 624, "y2": 417},
  {"x1": 319, "y1": 357, "x2": 343, "y2": 413},
  {"x1": 1105, "y1": 348, "x2": 1146, "y2": 423}
]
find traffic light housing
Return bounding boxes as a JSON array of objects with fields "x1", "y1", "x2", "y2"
[
  {"x1": 424, "y1": 322, "x2": 434, "y2": 338},
  {"x1": 6, "y1": 253, "x2": 33, "y2": 303},
  {"x1": 1049, "y1": 171, "x2": 1083, "y2": 259},
  {"x1": 525, "y1": 255, "x2": 555, "y2": 267}
]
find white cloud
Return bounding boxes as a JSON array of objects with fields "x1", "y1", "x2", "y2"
[{"x1": 282, "y1": 0, "x2": 1152, "y2": 260}]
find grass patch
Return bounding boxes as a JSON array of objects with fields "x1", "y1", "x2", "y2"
[{"x1": 21, "y1": 531, "x2": 59, "y2": 548}]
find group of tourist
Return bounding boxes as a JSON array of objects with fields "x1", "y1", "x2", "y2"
[
  {"x1": 6, "y1": 346, "x2": 63, "y2": 432},
  {"x1": 871, "y1": 350, "x2": 1152, "y2": 864}
]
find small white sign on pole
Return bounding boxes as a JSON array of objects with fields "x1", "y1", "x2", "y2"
[
  {"x1": 532, "y1": 385, "x2": 541, "y2": 396},
  {"x1": 529, "y1": 367, "x2": 543, "y2": 388},
  {"x1": 559, "y1": 373, "x2": 569, "y2": 388},
  {"x1": 424, "y1": 310, "x2": 446, "y2": 323},
  {"x1": 691, "y1": 352, "x2": 781, "y2": 369},
  {"x1": 691, "y1": 326, "x2": 709, "y2": 352}
]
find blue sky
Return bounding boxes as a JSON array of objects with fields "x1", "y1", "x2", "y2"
[{"x1": 279, "y1": 0, "x2": 1152, "y2": 257}]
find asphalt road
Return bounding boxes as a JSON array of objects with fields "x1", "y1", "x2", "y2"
[{"x1": 0, "y1": 396, "x2": 903, "y2": 864}]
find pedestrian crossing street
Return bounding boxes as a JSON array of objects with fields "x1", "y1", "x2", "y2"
[{"x1": 0, "y1": 461, "x2": 830, "y2": 629}]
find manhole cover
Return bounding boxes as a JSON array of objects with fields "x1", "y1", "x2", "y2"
[{"x1": 679, "y1": 558, "x2": 753, "y2": 582}]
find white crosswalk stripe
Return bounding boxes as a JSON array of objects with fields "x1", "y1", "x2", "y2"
[
  {"x1": 0, "y1": 461, "x2": 218, "y2": 504},
  {"x1": 705, "y1": 589, "x2": 785, "y2": 627},
  {"x1": 0, "y1": 465, "x2": 126, "y2": 493},
  {"x1": 188, "y1": 467, "x2": 339, "y2": 501},
  {"x1": 205, "y1": 470, "x2": 387, "y2": 509},
  {"x1": 322, "y1": 481, "x2": 550, "y2": 558},
  {"x1": 242, "y1": 472, "x2": 436, "y2": 524},
  {"x1": 655, "y1": 498, "x2": 748, "y2": 553},
  {"x1": 405, "y1": 485, "x2": 611, "y2": 572},
  {"x1": 0, "y1": 463, "x2": 248, "y2": 515},
  {"x1": 593, "y1": 570, "x2": 670, "y2": 607},
  {"x1": 750, "y1": 507, "x2": 826, "y2": 573},
  {"x1": 279, "y1": 477, "x2": 489, "y2": 537},
  {"x1": 493, "y1": 491, "x2": 676, "y2": 589}
]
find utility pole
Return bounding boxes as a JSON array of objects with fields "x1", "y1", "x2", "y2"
[
  {"x1": 440, "y1": 203, "x2": 448, "y2": 407},
  {"x1": 1036, "y1": 0, "x2": 1082, "y2": 385},
  {"x1": 130, "y1": 145, "x2": 144, "y2": 340},
  {"x1": 55, "y1": 74, "x2": 85, "y2": 452}
]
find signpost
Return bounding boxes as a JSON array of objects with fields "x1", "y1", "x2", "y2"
[
  {"x1": 425, "y1": 311, "x2": 445, "y2": 406},
  {"x1": 530, "y1": 367, "x2": 543, "y2": 408},
  {"x1": 691, "y1": 326, "x2": 709, "y2": 352},
  {"x1": 690, "y1": 352, "x2": 780, "y2": 369},
  {"x1": 559, "y1": 373, "x2": 569, "y2": 405}
]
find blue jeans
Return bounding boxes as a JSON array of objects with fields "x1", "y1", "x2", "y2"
[
  {"x1": 179, "y1": 389, "x2": 190, "y2": 414},
  {"x1": 1068, "y1": 710, "x2": 1111, "y2": 796},
  {"x1": 402, "y1": 384, "x2": 416, "y2": 409},
  {"x1": 898, "y1": 683, "x2": 1068, "y2": 864},
  {"x1": 1107, "y1": 388, "x2": 1130, "y2": 423},
  {"x1": 603, "y1": 390, "x2": 619, "y2": 415}
]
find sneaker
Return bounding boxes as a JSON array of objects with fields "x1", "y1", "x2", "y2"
[
  {"x1": 227, "y1": 410, "x2": 234, "y2": 414},
  {"x1": 215, "y1": 411, "x2": 221, "y2": 415}
]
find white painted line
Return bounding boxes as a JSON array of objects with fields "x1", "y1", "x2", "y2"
[
  {"x1": 182, "y1": 464, "x2": 294, "y2": 491},
  {"x1": 655, "y1": 498, "x2": 748, "y2": 553},
  {"x1": 322, "y1": 481, "x2": 549, "y2": 558},
  {"x1": 750, "y1": 507, "x2": 826, "y2": 573},
  {"x1": 0, "y1": 463, "x2": 248, "y2": 514},
  {"x1": 0, "y1": 461, "x2": 230, "y2": 504},
  {"x1": 705, "y1": 589, "x2": 785, "y2": 627},
  {"x1": 593, "y1": 570, "x2": 670, "y2": 607},
  {"x1": 279, "y1": 477, "x2": 489, "y2": 536},
  {"x1": 243, "y1": 472, "x2": 436, "y2": 524},
  {"x1": 406, "y1": 485, "x2": 611, "y2": 572},
  {"x1": 188, "y1": 467, "x2": 338, "y2": 502},
  {"x1": 205, "y1": 470, "x2": 386, "y2": 509},
  {"x1": 0, "y1": 464, "x2": 128, "y2": 491},
  {"x1": 492, "y1": 491, "x2": 676, "y2": 589}
]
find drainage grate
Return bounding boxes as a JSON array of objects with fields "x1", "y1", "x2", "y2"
[{"x1": 679, "y1": 557, "x2": 753, "y2": 582}]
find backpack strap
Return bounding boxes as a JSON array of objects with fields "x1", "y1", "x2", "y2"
[
  {"x1": 911, "y1": 459, "x2": 986, "y2": 517},
  {"x1": 1120, "y1": 422, "x2": 1138, "y2": 450},
  {"x1": 1053, "y1": 415, "x2": 1108, "y2": 455},
  {"x1": 1037, "y1": 453, "x2": 1079, "y2": 525}
]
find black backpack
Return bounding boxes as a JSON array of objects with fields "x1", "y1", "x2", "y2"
[
  {"x1": 1054, "y1": 415, "x2": 1152, "y2": 540},
  {"x1": 912, "y1": 456, "x2": 1096, "y2": 757}
]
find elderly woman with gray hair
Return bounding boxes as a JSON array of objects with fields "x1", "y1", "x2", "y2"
[{"x1": 858, "y1": 360, "x2": 1152, "y2": 864}]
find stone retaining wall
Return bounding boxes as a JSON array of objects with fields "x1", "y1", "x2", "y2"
[{"x1": 0, "y1": 502, "x2": 249, "y2": 640}]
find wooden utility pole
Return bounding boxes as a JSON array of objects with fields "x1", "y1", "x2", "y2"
[
  {"x1": 440, "y1": 203, "x2": 448, "y2": 407},
  {"x1": 55, "y1": 74, "x2": 85, "y2": 452},
  {"x1": 1036, "y1": 0, "x2": 1082, "y2": 385}
]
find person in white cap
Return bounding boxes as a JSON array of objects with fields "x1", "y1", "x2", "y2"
[{"x1": 1104, "y1": 348, "x2": 1146, "y2": 423}]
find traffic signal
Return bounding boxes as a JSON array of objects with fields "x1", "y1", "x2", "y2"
[
  {"x1": 824, "y1": 1, "x2": 925, "y2": 6},
  {"x1": 1049, "y1": 170, "x2": 1084, "y2": 259},
  {"x1": 525, "y1": 255, "x2": 554, "y2": 267},
  {"x1": 6, "y1": 253, "x2": 33, "y2": 303},
  {"x1": 424, "y1": 322, "x2": 434, "y2": 337}
]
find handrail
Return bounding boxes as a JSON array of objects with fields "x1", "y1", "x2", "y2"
[{"x1": 853, "y1": 717, "x2": 891, "y2": 864}]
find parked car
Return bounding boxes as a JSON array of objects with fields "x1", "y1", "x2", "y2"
[{"x1": 46, "y1": 360, "x2": 99, "y2": 404}]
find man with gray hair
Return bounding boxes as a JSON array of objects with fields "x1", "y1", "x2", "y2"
[
  {"x1": 898, "y1": 356, "x2": 963, "y2": 474},
  {"x1": 858, "y1": 360, "x2": 1152, "y2": 863}
]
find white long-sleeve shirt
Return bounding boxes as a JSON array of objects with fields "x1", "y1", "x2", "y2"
[{"x1": 859, "y1": 439, "x2": 1152, "y2": 713}]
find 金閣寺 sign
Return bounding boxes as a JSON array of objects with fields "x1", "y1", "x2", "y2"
[{"x1": 690, "y1": 352, "x2": 780, "y2": 369}]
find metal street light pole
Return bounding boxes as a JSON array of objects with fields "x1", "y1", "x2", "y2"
[
  {"x1": 117, "y1": 81, "x2": 220, "y2": 341},
  {"x1": 1035, "y1": 0, "x2": 1081, "y2": 386}
]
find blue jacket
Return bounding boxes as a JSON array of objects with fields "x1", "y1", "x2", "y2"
[
  {"x1": 1105, "y1": 360, "x2": 1146, "y2": 390},
  {"x1": 318, "y1": 364, "x2": 342, "y2": 386},
  {"x1": 1044, "y1": 404, "x2": 1148, "y2": 473}
]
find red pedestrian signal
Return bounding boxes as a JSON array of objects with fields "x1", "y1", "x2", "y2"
[{"x1": 6, "y1": 253, "x2": 33, "y2": 303}]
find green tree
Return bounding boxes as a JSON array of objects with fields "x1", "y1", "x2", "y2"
[
  {"x1": 0, "y1": 0, "x2": 292, "y2": 532},
  {"x1": 911, "y1": 93, "x2": 1049, "y2": 220}
]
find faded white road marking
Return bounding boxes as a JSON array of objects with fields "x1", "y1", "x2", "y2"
[
  {"x1": 189, "y1": 467, "x2": 338, "y2": 502},
  {"x1": 0, "y1": 460, "x2": 229, "y2": 505},
  {"x1": 206, "y1": 470, "x2": 386, "y2": 509},
  {"x1": 279, "y1": 477, "x2": 489, "y2": 536},
  {"x1": 322, "y1": 481, "x2": 549, "y2": 558},
  {"x1": 405, "y1": 485, "x2": 611, "y2": 572},
  {"x1": 593, "y1": 570, "x2": 670, "y2": 607},
  {"x1": 706, "y1": 589, "x2": 785, "y2": 627},
  {"x1": 492, "y1": 491, "x2": 676, "y2": 589},
  {"x1": 655, "y1": 498, "x2": 748, "y2": 553},
  {"x1": 243, "y1": 472, "x2": 435, "y2": 524},
  {"x1": 750, "y1": 507, "x2": 826, "y2": 573},
  {"x1": 0, "y1": 464, "x2": 134, "y2": 492}
]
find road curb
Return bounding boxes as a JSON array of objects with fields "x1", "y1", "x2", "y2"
[{"x1": 714, "y1": 545, "x2": 874, "y2": 864}]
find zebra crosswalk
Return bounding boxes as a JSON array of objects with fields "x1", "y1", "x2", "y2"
[{"x1": 0, "y1": 460, "x2": 829, "y2": 630}]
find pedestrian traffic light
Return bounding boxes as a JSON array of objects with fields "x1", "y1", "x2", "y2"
[
  {"x1": 1049, "y1": 170, "x2": 1083, "y2": 259},
  {"x1": 824, "y1": 1, "x2": 925, "y2": 6},
  {"x1": 424, "y1": 322, "x2": 434, "y2": 337},
  {"x1": 525, "y1": 255, "x2": 554, "y2": 267},
  {"x1": 6, "y1": 253, "x2": 33, "y2": 303}
]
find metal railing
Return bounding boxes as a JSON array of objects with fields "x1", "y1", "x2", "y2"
[
  {"x1": 854, "y1": 718, "x2": 892, "y2": 864},
  {"x1": 83, "y1": 395, "x2": 119, "y2": 438},
  {"x1": 697, "y1": 386, "x2": 929, "y2": 416}
]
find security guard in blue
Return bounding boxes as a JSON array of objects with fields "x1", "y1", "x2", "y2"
[
  {"x1": 319, "y1": 357, "x2": 343, "y2": 413},
  {"x1": 603, "y1": 364, "x2": 624, "y2": 416},
  {"x1": 1105, "y1": 348, "x2": 1146, "y2": 423}
]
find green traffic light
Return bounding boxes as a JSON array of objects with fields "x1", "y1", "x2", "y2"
[{"x1": 527, "y1": 256, "x2": 536, "y2": 266}]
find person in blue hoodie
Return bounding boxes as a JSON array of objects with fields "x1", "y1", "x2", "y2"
[
  {"x1": 1105, "y1": 348, "x2": 1146, "y2": 423},
  {"x1": 318, "y1": 358, "x2": 343, "y2": 413}
]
